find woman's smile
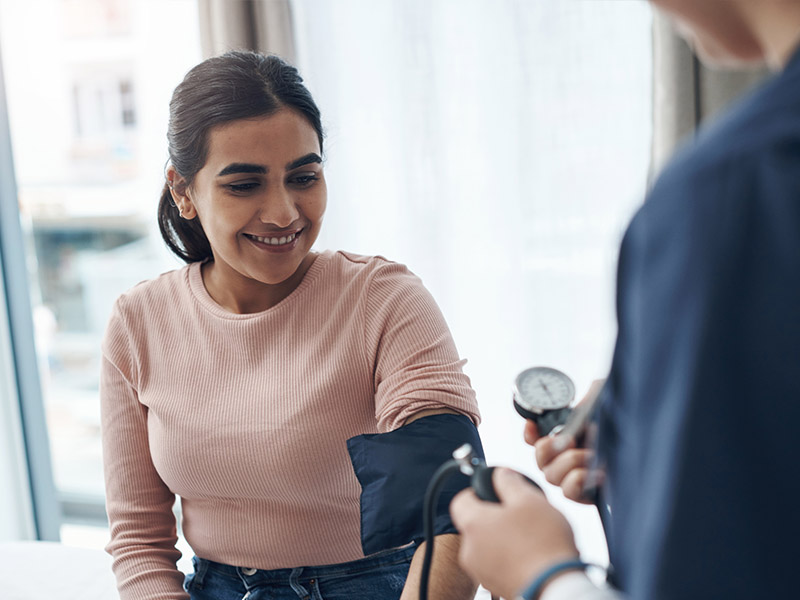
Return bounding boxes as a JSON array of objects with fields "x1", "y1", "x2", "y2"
[{"x1": 244, "y1": 228, "x2": 304, "y2": 253}]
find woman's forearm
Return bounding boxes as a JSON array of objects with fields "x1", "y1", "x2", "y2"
[{"x1": 401, "y1": 534, "x2": 477, "y2": 600}]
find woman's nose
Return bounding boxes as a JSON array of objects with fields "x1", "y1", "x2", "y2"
[{"x1": 259, "y1": 186, "x2": 300, "y2": 227}]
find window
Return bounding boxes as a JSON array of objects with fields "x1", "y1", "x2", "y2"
[
  {"x1": 0, "y1": 0, "x2": 202, "y2": 542},
  {"x1": 61, "y1": 0, "x2": 133, "y2": 38},
  {"x1": 72, "y1": 73, "x2": 137, "y2": 137}
]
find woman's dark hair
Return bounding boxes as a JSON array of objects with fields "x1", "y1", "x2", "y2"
[{"x1": 158, "y1": 51, "x2": 324, "y2": 263}]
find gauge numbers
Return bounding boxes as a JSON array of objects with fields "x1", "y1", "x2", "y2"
[{"x1": 513, "y1": 366, "x2": 575, "y2": 413}]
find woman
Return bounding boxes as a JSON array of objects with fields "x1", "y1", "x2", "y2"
[{"x1": 101, "y1": 51, "x2": 481, "y2": 600}]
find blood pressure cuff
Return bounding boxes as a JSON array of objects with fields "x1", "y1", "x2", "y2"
[{"x1": 346, "y1": 413, "x2": 484, "y2": 555}]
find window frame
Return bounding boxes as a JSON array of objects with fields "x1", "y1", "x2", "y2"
[{"x1": 0, "y1": 43, "x2": 61, "y2": 541}]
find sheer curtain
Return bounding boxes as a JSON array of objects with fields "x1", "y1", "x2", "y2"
[
  {"x1": 198, "y1": 0, "x2": 296, "y2": 60},
  {"x1": 292, "y1": 0, "x2": 653, "y2": 564}
]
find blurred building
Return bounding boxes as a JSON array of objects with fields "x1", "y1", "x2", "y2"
[{"x1": 0, "y1": 0, "x2": 200, "y2": 506}]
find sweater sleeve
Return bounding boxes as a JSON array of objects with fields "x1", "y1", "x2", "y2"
[
  {"x1": 100, "y1": 296, "x2": 189, "y2": 600},
  {"x1": 363, "y1": 261, "x2": 480, "y2": 432}
]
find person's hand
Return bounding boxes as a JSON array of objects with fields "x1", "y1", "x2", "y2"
[
  {"x1": 450, "y1": 467, "x2": 579, "y2": 600},
  {"x1": 524, "y1": 379, "x2": 606, "y2": 504}
]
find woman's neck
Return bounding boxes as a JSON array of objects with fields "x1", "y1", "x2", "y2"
[{"x1": 201, "y1": 253, "x2": 318, "y2": 314}]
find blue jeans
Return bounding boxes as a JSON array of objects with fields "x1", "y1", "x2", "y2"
[{"x1": 184, "y1": 545, "x2": 416, "y2": 600}]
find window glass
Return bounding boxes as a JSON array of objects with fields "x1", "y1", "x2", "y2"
[{"x1": 0, "y1": 0, "x2": 201, "y2": 529}]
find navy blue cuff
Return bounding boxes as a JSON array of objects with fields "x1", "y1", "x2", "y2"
[{"x1": 347, "y1": 413, "x2": 484, "y2": 555}]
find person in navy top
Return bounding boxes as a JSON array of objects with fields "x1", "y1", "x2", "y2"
[{"x1": 450, "y1": 1, "x2": 800, "y2": 599}]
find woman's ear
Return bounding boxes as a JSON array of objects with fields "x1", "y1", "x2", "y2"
[{"x1": 166, "y1": 165, "x2": 198, "y2": 219}]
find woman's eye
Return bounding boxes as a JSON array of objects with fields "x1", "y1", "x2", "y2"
[
  {"x1": 291, "y1": 174, "x2": 320, "y2": 187},
  {"x1": 227, "y1": 182, "x2": 260, "y2": 193}
]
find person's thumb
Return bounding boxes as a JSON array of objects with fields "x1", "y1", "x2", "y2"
[{"x1": 492, "y1": 467, "x2": 542, "y2": 503}]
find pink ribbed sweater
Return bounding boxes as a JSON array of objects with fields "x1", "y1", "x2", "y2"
[{"x1": 100, "y1": 250, "x2": 480, "y2": 600}]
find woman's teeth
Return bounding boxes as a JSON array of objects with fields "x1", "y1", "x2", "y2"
[{"x1": 250, "y1": 232, "x2": 298, "y2": 245}]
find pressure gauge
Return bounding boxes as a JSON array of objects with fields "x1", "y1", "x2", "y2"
[{"x1": 513, "y1": 366, "x2": 575, "y2": 436}]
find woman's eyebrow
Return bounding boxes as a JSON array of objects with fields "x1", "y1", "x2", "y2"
[
  {"x1": 285, "y1": 153, "x2": 322, "y2": 170},
  {"x1": 216, "y1": 163, "x2": 267, "y2": 177}
]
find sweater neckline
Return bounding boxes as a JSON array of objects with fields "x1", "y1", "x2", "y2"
[{"x1": 186, "y1": 249, "x2": 332, "y2": 319}]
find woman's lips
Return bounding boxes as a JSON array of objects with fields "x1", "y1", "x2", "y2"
[{"x1": 244, "y1": 228, "x2": 303, "y2": 253}]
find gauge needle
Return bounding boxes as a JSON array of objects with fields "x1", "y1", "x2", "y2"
[{"x1": 539, "y1": 379, "x2": 554, "y2": 399}]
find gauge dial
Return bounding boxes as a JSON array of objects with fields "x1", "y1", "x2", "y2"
[{"x1": 513, "y1": 366, "x2": 575, "y2": 413}]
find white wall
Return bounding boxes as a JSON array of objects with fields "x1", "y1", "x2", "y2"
[{"x1": 0, "y1": 255, "x2": 36, "y2": 540}]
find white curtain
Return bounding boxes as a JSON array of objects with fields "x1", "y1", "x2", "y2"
[
  {"x1": 292, "y1": 0, "x2": 654, "y2": 567},
  {"x1": 198, "y1": 0, "x2": 296, "y2": 61}
]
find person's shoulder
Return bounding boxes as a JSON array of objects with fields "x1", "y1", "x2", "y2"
[
  {"x1": 327, "y1": 250, "x2": 412, "y2": 280},
  {"x1": 113, "y1": 263, "x2": 192, "y2": 314},
  {"x1": 332, "y1": 250, "x2": 400, "y2": 269},
  {"x1": 696, "y1": 61, "x2": 800, "y2": 164},
  {"x1": 642, "y1": 70, "x2": 800, "y2": 230},
  {"x1": 324, "y1": 251, "x2": 425, "y2": 302},
  {"x1": 656, "y1": 65, "x2": 800, "y2": 205},
  {"x1": 103, "y1": 264, "x2": 195, "y2": 365}
]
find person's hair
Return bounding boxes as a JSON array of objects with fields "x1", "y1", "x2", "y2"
[{"x1": 157, "y1": 51, "x2": 324, "y2": 263}]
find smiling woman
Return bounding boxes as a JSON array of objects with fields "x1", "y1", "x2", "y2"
[
  {"x1": 101, "y1": 51, "x2": 482, "y2": 600},
  {"x1": 167, "y1": 112, "x2": 327, "y2": 312}
]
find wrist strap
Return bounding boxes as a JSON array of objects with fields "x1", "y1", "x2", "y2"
[{"x1": 515, "y1": 558, "x2": 591, "y2": 600}]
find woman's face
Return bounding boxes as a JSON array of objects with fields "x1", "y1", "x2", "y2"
[{"x1": 172, "y1": 109, "x2": 326, "y2": 298}]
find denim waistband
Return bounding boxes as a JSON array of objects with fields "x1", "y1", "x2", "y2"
[{"x1": 194, "y1": 544, "x2": 417, "y2": 586}]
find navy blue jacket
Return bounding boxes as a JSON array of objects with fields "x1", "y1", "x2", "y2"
[{"x1": 597, "y1": 47, "x2": 800, "y2": 599}]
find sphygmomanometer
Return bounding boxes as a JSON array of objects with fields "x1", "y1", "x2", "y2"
[{"x1": 347, "y1": 366, "x2": 594, "y2": 600}]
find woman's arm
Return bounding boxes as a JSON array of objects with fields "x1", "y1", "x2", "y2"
[
  {"x1": 399, "y1": 409, "x2": 477, "y2": 600},
  {"x1": 401, "y1": 534, "x2": 477, "y2": 600},
  {"x1": 362, "y1": 263, "x2": 483, "y2": 598},
  {"x1": 101, "y1": 302, "x2": 188, "y2": 600},
  {"x1": 364, "y1": 261, "x2": 481, "y2": 432}
]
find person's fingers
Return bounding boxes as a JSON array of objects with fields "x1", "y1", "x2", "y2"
[
  {"x1": 450, "y1": 488, "x2": 484, "y2": 529},
  {"x1": 523, "y1": 420, "x2": 540, "y2": 446},
  {"x1": 551, "y1": 432, "x2": 576, "y2": 453},
  {"x1": 586, "y1": 379, "x2": 606, "y2": 399},
  {"x1": 540, "y1": 449, "x2": 593, "y2": 487},
  {"x1": 534, "y1": 434, "x2": 576, "y2": 469},
  {"x1": 560, "y1": 468, "x2": 590, "y2": 502},
  {"x1": 491, "y1": 468, "x2": 543, "y2": 504}
]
